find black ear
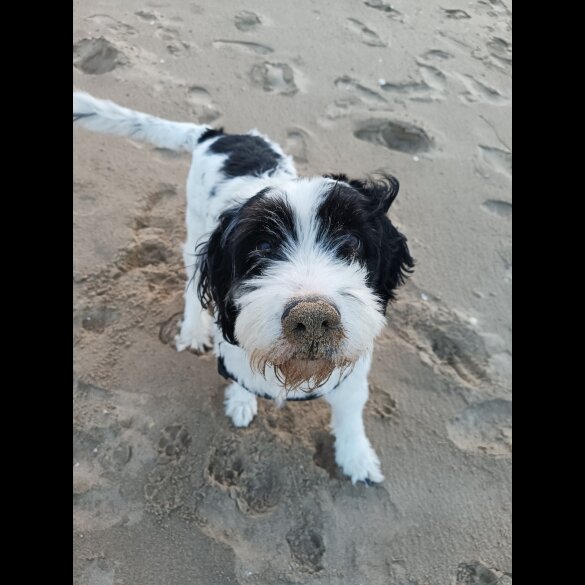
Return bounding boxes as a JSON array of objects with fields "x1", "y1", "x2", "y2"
[
  {"x1": 324, "y1": 173, "x2": 413, "y2": 308},
  {"x1": 197, "y1": 210, "x2": 239, "y2": 344},
  {"x1": 375, "y1": 218, "x2": 415, "y2": 308},
  {"x1": 324, "y1": 174, "x2": 400, "y2": 213}
]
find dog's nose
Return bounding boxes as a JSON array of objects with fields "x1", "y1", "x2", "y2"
[{"x1": 282, "y1": 296, "x2": 342, "y2": 345}]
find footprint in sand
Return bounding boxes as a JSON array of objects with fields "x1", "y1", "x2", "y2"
[
  {"x1": 377, "y1": 61, "x2": 447, "y2": 102},
  {"x1": 134, "y1": 184, "x2": 178, "y2": 230},
  {"x1": 458, "y1": 74, "x2": 509, "y2": 105},
  {"x1": 380, "y1": 79, "x2": 432, "y2": 101},
  {"x1": 213, "y1": 39, "x2": 273, "y2": 55},
  {"x1": 135, "y1": 12, "x2": 190, "y2": 56},
  {"x1": 456, "y1": 561, "x2": 512, "y2": 585},
  {"x1": 346, "y1": 18, "x2": 387, "y2": 47},
  {"x1": 85, "y1": 14, "x2": 138, "y2": 36},
  {"x1": 207, "y1": 433, "x2": 283, "y2": 515},
  {"x1": 154, "y1": 25, "x2": 190, "y2": 57},
  {"x1": 324, "y1": 77, "x2": 389, "y2": 122},
  {"x1": 473, "y1": 0, "x2": 512, "y2": 20},
  {"x1": 321, "y1": 98, "x2": 364, "y2": 123},
  {"x1": 487, "y1": 36, "x2": 512, "y2": 66},
  {"x1": 442, "y1": 8, "x2": 471, "y2": 19},
  {"x1": 285, "y1": 129, "x2": 310, "y2": 163},
  {"x1": 436, "y1": 29, "x2": 473, "y2": 56},
  {"x1": 422, "y1": 321, "x2": 488, "y2": 385},
  {"x1": 135, "y1": 10, "x2": 158, "y2": 23},
  {"x1": 286, "y1": 522, "x2": 326, "y2": 573},
  {"x1": 157, "y1": 424, "x2": 191, "y2": 459},
  {"x1": 447, "y1": 399, "x2": 512, "y2": 455},
  {"x1": 73, "y1": 37, "x2": 127, "y2": 74},
  {"x1": 335, "y1": 76, "x2": 388, "y2": 105},
  {"x1": 468, "y1": 35, "x2": 512, "y2": 72},
  {"x1": 118, "y1": 232, "x2": 172, "y2": 271},
  {"x1": 363, "y1": 0, "x2": 403, "y2": 20},
  {"x1": 145, "y1": 424, "x2": 195, "y2": 517},
  {"x1": 419, "y1": 64, "x2": 448, "y2": 91},
  {"x1": 79, "y1": 306, "x2": 120, "y2": 333},
  {"x1": 381, "y1": 64, "x2": 447, "y2": 102},
  {"x1": 478, "y1": 145, "x2": 512, "y2": 177},
  {"x1": 367, "y1": 385, "x2": 398, "y2": 420},
  {"x1": 482, "y1": 200, "x2": 512, "y2": 219},
  {"x1": 234, "y1": 10, "x2": 262, "y2": 32},
  {"x1": 74, "y1": 376, "x2": 151, "y2": 529},
  {"x1": 250, "y1": 62, "x2": 298, "y2": 95},
  {"x1": 81, "y1": 560, "x2": 115, "y2": 585},
  {"x1": 391, "y1": 300, "x2": 495, "y2": 387},
  {"x1": 421, "y1": 48, "x2": 453, "y2": 62},
  {"x1": 187, "y1": 86, "x2": 222, "y2": 123},
  {"x1": 145, "y1": 183, "x2": 177, "y2": 210},
  {"x1": 353, "y1": 118, "x2": 434, "y2": 154}
]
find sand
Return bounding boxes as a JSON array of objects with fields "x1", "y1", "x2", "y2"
[{"x1": 73, "y1": 1, "x2": 512, "y2": 583}]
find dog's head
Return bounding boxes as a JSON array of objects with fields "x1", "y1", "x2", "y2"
[{"x1": 198, "y1": 175, "x2": 414, "y2": 391}]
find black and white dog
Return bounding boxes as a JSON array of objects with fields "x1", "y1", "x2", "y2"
[{"x1": 73, "y1": 91, "x2": 414, "y2": 484}]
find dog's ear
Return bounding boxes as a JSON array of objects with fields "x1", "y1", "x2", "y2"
[
  {"x1": 197, "y1": 210, "x2": 239, "y2": 344},
  {"x1": 375, "y1": 217, "x2": 415, "y2": 309},
  {"x1": 324, "y1": 173, "x2": 413, "y2": 308},
  {"x1": 350, "y1": 175, "x2": 401, "y2": 214},
  {"x1": 324, "y1": 174, "x2": 400, "y2": 213}
]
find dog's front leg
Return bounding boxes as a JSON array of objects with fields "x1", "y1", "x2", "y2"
[
  {"x1": 326, "y1": 363, "x2": 384, "y2": 484},
  {"x1": 224, "y1": 382, "x2": 258, "y2": 427},
  {"x1": 175, "y1": 273, "x2": 214, "y2": 353}
]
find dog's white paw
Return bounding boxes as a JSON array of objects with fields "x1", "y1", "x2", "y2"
[
  {"x1": 224, "y1": 383, "x2": 258, "y2": 427},
  {"x1": 174, "y1": 312, "x2": 213, "y2": 353},
  {"x1": 335, "y1": 437, "x2": 385, "y2": 484}
]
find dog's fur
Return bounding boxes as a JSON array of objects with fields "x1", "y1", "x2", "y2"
[{"x1": 73, "y1": 91, "x2": 414, "y2": 483}]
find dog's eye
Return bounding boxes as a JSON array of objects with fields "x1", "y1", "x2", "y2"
[
  {"x1": 256, "y1": 240, "x2": 273, "y2": 253},
  {"x1": 341, "y1": 234, "x2": 360, "y2": 249}
]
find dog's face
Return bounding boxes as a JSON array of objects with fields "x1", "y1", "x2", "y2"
[{"x1": 198, "y1": 175, "x2": 414, "y2": 390}]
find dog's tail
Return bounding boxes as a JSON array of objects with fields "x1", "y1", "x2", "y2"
[{"x1": 73, "y1": 91, "x2": 212, "y2": 152}]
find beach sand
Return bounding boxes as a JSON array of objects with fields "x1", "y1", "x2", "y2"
[{"x1": 73, "y1": 1, "x2": 512, "y2": 583}]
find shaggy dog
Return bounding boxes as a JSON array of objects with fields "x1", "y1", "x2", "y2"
[{"x1": 73, "y1": 91, "x2": 414, "y2": 483}]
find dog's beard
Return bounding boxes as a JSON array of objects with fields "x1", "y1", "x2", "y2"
[{"x1": 250, "y1": 339, "x2": 356, "y2": 394}]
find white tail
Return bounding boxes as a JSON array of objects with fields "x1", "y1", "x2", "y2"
[{"x1": 73, "y1": 91, "x2": 211, "y2": 152}]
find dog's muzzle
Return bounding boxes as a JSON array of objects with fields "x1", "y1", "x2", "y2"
[{"x1": 281, "y1": 296, "x2": 344, "y2": 356}]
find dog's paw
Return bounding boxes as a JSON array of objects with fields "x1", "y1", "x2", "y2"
[
  {"x1": 335, "y1": 437, "x2": 385, "y2": 485},
  {"x1": 174, "y1": 312, "x2": 213, "y2": 353},
  {"x1": 174, "y1": 332, "x2": 212, "y2": 354},
  {"x1": 224, "y1": 383, "x2": 258, "y2": 428}
]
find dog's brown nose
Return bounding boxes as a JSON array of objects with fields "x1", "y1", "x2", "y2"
[{"x1": 282, "y1": 296, "x2": 342, "y2": 346}]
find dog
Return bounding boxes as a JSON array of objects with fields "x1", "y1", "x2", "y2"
[{"x1": 73, "y1": 91, "x2": 414, "y2": 484}]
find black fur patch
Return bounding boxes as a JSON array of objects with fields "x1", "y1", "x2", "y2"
[
  {"x1": 209, "y1": 134, "x2": 282, "y2": 178},
  {"x1": 198, "y1": 127, "x2": 225, "y2": 143},
  {"x1": 197, "y1": 190, "x2": 296, "y2": 344},
  {"x1": 319, "y1": 176, "x2": 414, "y2": 310}
]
